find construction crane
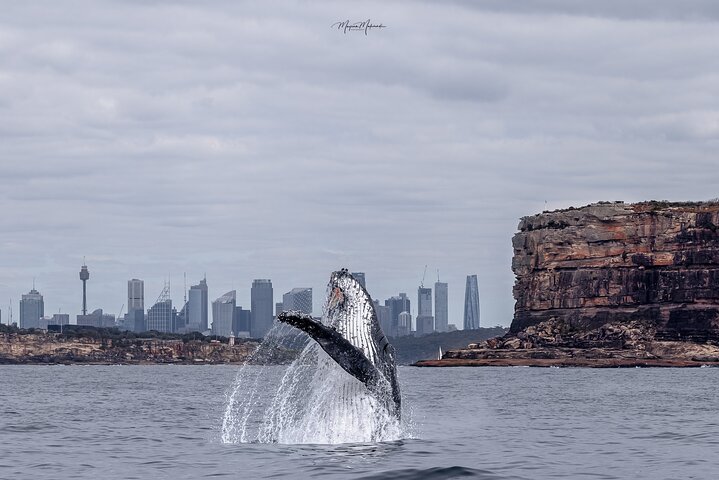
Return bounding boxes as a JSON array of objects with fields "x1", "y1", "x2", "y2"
[
  {"x1": 420, "y1": 264, "x2": 427, "y2": 288},
  {"x1": 117, "y1": 303, "x2": 124, "y2": 322}
]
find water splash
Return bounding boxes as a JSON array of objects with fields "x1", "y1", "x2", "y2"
[{"x1": 221, "y1": 312, "x2": 406, "y2": 444}]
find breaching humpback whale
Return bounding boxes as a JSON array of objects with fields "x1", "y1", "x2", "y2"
[{"x1": 277, "y1": 269, "x2": 401, "y2": 418}]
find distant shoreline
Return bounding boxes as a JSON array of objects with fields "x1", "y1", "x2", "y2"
[
  {"x1": 413, "y1": 357, "x2": 719, "y2": 368},
  {"x1": 0, "y1": 357, "x2": 253, "y2": 366}
]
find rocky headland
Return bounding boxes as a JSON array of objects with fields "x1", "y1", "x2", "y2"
[
  {"x1": 417, "y1": 201, "x2": 719, "y2": 367},
  {"x1": 0, "y1": 328, "x2": 265, "y2": 365}
]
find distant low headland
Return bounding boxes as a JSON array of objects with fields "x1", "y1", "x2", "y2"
[
  {"x1": 0, "y1": 324, "x2": 265, "y2": 365},
  {"x1": 417, "y1": 201, "x2": 719, "y2": 367}
]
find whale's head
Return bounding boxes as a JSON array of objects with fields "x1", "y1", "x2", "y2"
[{"x1": 325, "y1": 269, "x2": 375, "y2": 326}]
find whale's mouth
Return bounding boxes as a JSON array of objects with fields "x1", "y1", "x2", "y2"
[{"x1": 328, "y1": 286, "x2": 345, "y2": 310}]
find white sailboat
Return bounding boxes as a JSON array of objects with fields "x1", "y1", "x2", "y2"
[{"x1": 438, "y1": 346, "x2": 443, "y2": 360}]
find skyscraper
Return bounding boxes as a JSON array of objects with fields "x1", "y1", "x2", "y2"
[
  {"x1": 373, "y1": 300, "x2": 392, "y2": 336},
  {"x1": 251, "y1": 279, "x2": 273, "y2": 338},
  {"x1": 233, "y1": 306, "x2": 251, "y2": 337},
  {"x1": 385, "y1": 293, "x2": 410, "y2": 337},
  {"x1": 351, "y1": 272, "x2": 366, "y2": 289},
  {"x1": 147, "y1": 284, "x2": 172, "y2": 332},
  {"x1": 282, "y1": 288, "x2": 312, "y2": 315},
  {"x1": 128, "y1": 279, "x2": 144, "y2": 311},
  {"x1": 416, "y1": 286, "x2": 434, "y2": 336},
  {"x1": 187, "y1": 278, "x2": 208, "y2": 332},
  {"x1": 19, "y1": 287, "x2": 44, "y2": 329},
  {"x1": 434, "y1": 281, "x2": 448, "y2": 332},
  {"x1": 212, "y1": 290, "x2": 236, "y2": 337},
  {"x1": 464, "y1": 274, "x2": 480, "y2": 329},
  {"x1": 417, "y1": 287, "x2": 432, "y2": 317},
  {"x1": 147, "y1": 301, "x2": 173, "y2": 332},
  {"x1": 398, "y1": 311, "x2": 412, "y2": 337},
  {"x1": 126, "y1": 279, "x2": 144, "y2": 332}
]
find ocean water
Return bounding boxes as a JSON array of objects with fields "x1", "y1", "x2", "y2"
[{"x1": 1, "y1": 365, "x2": 717, "y2": 479}]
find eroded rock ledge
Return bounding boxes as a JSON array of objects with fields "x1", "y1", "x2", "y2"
[{"x1": 417, "y1": 201, "x2": 719, "y2": 367}]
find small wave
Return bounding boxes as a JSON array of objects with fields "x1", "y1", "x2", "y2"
[
  {"x1": 1, "y1": 422, "x2": 57, "y2": 433},
  {"x1": 357, "y1": 466, "x2": 507, "y2": 480}
]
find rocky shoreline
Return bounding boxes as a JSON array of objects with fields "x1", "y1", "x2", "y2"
[
  {"x1": 415, "y1": 317, "x2": 719, "y2": 367},
  {"x1": 415, "y1": 358, "x2": 716, "y2": 368},
  {"x1": 0, "y1": 331, "x2": 266, "y2": 365}
]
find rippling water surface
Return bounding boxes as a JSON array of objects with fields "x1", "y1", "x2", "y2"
[{"x1": 1, "y1": 365, "x2": 718, "y2": 479}]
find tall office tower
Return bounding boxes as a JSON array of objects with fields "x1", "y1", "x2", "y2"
[
  {"x1": 125, "y1": 279, "x2": 144, "y2": 332},
  {"x1": 19, "y1": 287, "x2": 44, "y2": 329},
  {"x1": 233, "y1": 306, "x2": 251, "y2": 337},
  {"x1": 187, "y1": 278, "x2": 208, "y2": 332},
  {"x1": 147, "y1": 285, "x2": 172, "y2": 332},
  {"x1": 373, "y1": 300, "x2": 392, "y2": 336},
  {"x1": 282, "y1": 288, "x2": 312, "y2": 315},
  {"x1": 124, "y1": 308, "x2": 146, "y2": 332},
  {"x1": 147, "y1": 301, "x2": 172, "y2": 332},
  {"x1": 434, "y1": 281, "x2": 448, "y2": 332},
  {"x1": 398, "y1": 311, "x2": 412, "y2": 337},
  {"x1": 464, "y1": 274, "x2": 480, "y2": 329},
  {"x1": 79, "y1": 262, "x2": 89, "y2": 316},
  {"x1": 385, "y1": 293, "x2": 410, "y2": 337},
  {"x1": 251, "y1": 279, "x2": 273, "y2": 338},
  {"x1": 416, "y1": 286, "x2": 434, "y2": 336},
  {"x1": 275, "y1": 302, "x2": 284, "y2": 316},
  {"x1": 351, "y1": 272, "x2": 366, "y2": 289},
  {"x1": 212, "y1": 290, "x2": 236, "y2": 337},
  {"x1": 417, "y1": 287, "x2": 432, "y2": 316},
  {"x1": 128, "y1": 279, "x2": 144, "y2": 311}
]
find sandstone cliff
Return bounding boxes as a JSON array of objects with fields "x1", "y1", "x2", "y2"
[
  {"x1": 512, "y1": 201, "x2": 719, "y2": 339},
  {"x1": 417, "y1": 201, "x2": 719, "y2": 367}
]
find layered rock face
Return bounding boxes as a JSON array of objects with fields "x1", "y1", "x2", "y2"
[{"x1": 512, "y1": 201, "x2": 719, "y2": 341}]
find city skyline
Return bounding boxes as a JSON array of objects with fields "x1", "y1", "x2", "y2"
[
  {"x1": 1, "y1": 266, "x2": 480, "y2": 329},
  {"x1": 3, "y1": 267, "x2": 478, "y2": 332}
]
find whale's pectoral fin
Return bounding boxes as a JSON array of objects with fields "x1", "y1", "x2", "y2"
[{"x1": 277, "y1": 311, "x2": 383, "y2": 388}]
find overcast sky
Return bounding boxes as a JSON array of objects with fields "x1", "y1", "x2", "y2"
[{"x1": 1, "y1": 1, "x2": 718, "y2": 328}]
